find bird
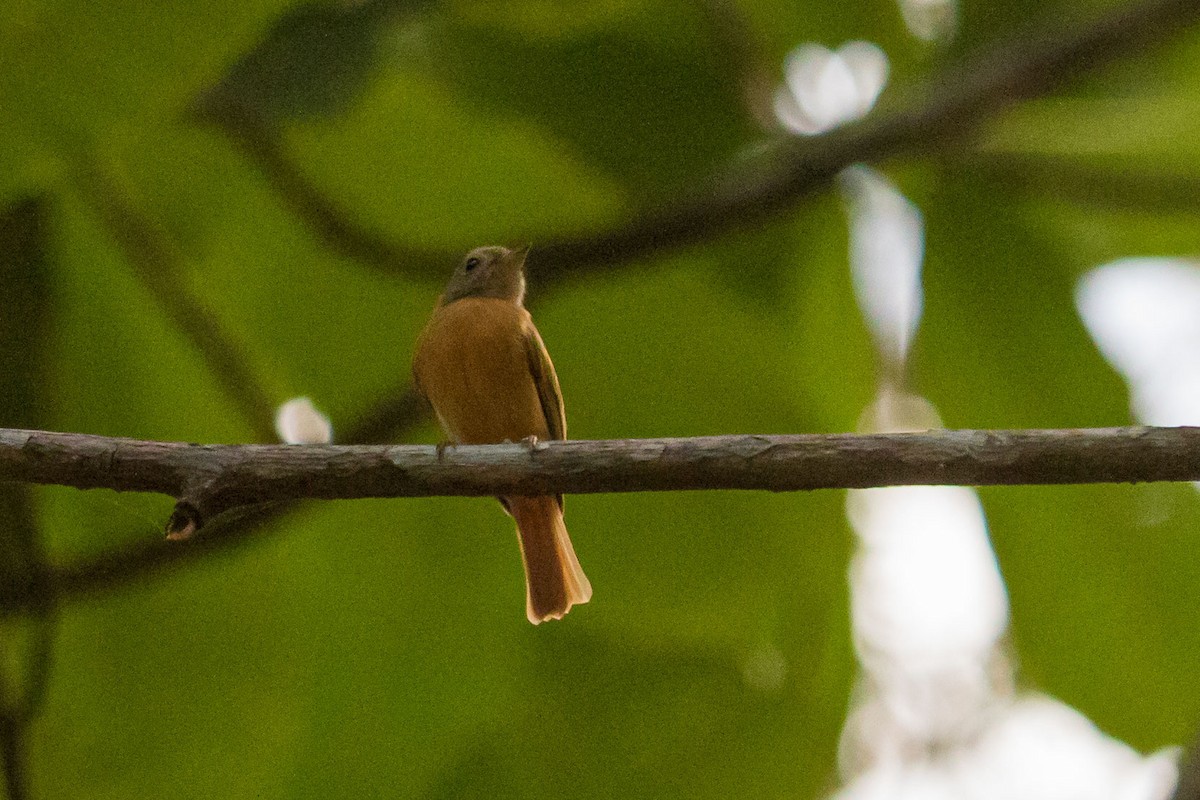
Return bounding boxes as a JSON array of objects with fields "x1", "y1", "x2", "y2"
[{"x1": 412, "y1": 245, "x2": 592, "y2": 624}]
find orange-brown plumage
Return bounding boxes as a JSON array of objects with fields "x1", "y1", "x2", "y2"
[{"x1": 412, "y1": 246, "x2": 591, "y2": 624}]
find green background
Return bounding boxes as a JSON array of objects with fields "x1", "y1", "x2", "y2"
[{"x1": 2, "y1": 0, "x2": 1199, "y2": 796}]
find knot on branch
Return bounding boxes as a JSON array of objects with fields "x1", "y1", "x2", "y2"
[
  {"x1": 165, "y1": 502, "x2": 202, "y2": 541},
  {"x1": 164, "y1": 476, "x2": 229, "y2": 541}
]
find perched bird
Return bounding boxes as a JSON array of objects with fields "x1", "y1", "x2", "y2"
[{"x1": 412, "y1": 245, "x2": 592, "y2": 624}]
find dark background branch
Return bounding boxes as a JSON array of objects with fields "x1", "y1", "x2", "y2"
[
  {"x1": 202, "y1": 113, "x2": 452, "y2": 278},
  {"x1": 0, "y1": 711, "x2": 28, "y2": 800},
  {"x1": 201, "y1": 0, "x2": 1200, "y2": 283},
  {"x1": 534, "y1": 0, "x2": 1200, "y2": 277}
]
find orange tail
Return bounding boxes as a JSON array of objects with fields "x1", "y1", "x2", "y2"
[{"x1": 507, "y1": 496, "x2": 592, "y2": 624}]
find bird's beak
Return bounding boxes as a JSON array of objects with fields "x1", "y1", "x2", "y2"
[{"x1": 510, "y1": 243, "x2": 532, "y2": 265}]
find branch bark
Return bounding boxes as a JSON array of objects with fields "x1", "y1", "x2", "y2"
[
  {"x1": 2, "y1": 424, "x2": 1197, "y2": 613},
  {"x1": 4, "y1": 425, "x2": 1198, "y2": 506}
]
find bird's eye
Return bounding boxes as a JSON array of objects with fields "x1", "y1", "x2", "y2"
[{"x1": 465, "y1": 257, "x2": 480, "y2": 271}]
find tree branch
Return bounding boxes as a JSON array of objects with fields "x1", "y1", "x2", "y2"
[
  {"x1": 13, "y1": 388, "x2": 429, "y2": 612},
  {"x1": 4, "y1": 424, "x2": 1198, "y2": 505},
  {"x1": 205, "y1": 0, "x2": 1200, "y2": 282},
  {"x1": 1, "y1": 423, "x2": 1196, "y2": 613},
  {"x1": 533, "y1": 0, "x2": 1200, "y2": 276}
]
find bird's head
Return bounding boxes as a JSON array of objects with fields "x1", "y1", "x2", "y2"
[{"x1": 440, "y1": 244, "x2": 531, "y2": 307}]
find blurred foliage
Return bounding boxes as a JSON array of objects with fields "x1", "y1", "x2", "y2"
[{"x1": 1, "y1": 0, "x2": 1199, "y2": 797}]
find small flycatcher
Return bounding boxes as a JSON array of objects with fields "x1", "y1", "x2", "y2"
[{"x1": 412, "y1": 245, "x2": 592, "y2": 623}]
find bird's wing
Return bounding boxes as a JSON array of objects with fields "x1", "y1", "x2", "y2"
[
  {"x1": 523, "y1": 319, "x2": 566, "y2": 512},
  {"x1": 522, "y1": 320, "x2": 566, "y2": 442}
]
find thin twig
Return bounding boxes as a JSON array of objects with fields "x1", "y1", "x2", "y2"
[
  {"x1": 24, "y1": 502, "x2": 291, "y2": 612},
  {"x1": 76, "y1": 164, "x2": 280, "y2": 443}
]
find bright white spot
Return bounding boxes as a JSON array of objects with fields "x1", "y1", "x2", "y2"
[
  {"x1": 275, "y1": 397, "x2": 333, "y2": 444},
  {"x1": 897, "y1": 0, "x2": 958, "y2": 42},
  {"x1": 841, "y1": 388, "x2": 1011, "y2": 775},
  {"x1": 834, "y1": 697, "x2": 1177, "y2": 800},
  {"x1": 742, "y1": 645, "x2": 788, "y2": 692},
  {"x1": 818, "y1": 197, "x2": 1183, "y2": 800},
  {"x1": 832, "y1": 385, "x2": 1177, "y2": 799},
  {"x1": 841, "y1": 166, "x2": 925, "y2": 369},
  {"x1": 1077, "y1": 259, "x2": 1200, "y2": 427},
  {"x1": 857, "y1": 386, "x2": 941, "y2": 434},
  {"x1": 774, "y1": 41, "x2": 889, "y2": 135},
  {"x1": 843, "y1": 483, "x2": 1010, "y2": 768},
  {"x1": 962, "y1": 698, "x2": 1179, "y2": 800},
  {"x1": 847, "y1": 487, "x2": 1008, "y2": 659}
]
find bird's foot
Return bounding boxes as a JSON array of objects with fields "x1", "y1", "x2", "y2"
[{"x1": 519, "y1": 435, "x2": 547, "y2": 456}]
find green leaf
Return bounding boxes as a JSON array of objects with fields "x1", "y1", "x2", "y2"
[{"x1": 427, "y1": 17, "x2": 754, "y2": 200}]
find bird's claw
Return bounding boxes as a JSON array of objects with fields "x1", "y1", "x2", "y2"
[{"x1": 519, "y1": 435, "x2": 547, "y2": 456}]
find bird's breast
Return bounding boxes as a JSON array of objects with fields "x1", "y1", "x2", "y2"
[{"x1": 413, "y1": 297, "x2": 549, "y2": 444}]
